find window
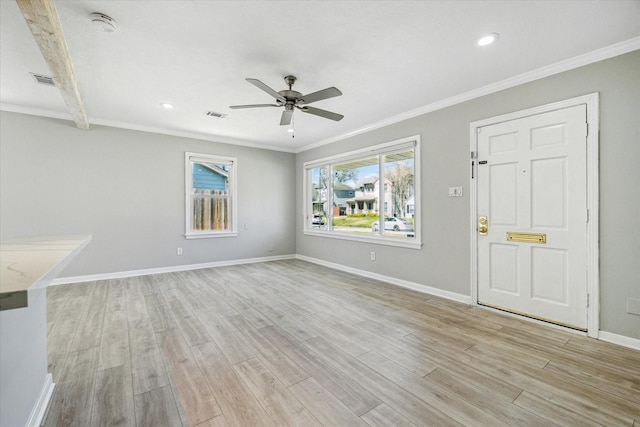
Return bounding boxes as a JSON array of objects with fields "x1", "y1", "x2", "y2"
[
  {"x1": 304, "y1": 135, "x2": 420, "y2": 249},
  {"x1": 185, "y1": 152, "x2": 237, "y2": 238}
]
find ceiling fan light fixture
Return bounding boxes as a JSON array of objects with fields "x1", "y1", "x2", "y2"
[
  {"x1": 288, "y1": 112, "x2": 295, "y2": 137},
  {"x1": 477, "y1": 33, "x2": 500, "y2": 46}
]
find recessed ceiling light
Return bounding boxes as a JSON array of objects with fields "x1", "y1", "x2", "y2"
[
  {"x1": 477, "y1": 33, "x2": 500, "y2": 46},
  {"x1": 161, "y1": 103, "x2": 174, "y2": 109},
  {"x1": 287, "y1": 128, "x2": 295, "y2": 133}
]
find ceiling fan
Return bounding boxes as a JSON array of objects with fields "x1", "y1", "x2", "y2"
[{"x1": 230, "y1": 75, "x2": 343, "y2": 126}]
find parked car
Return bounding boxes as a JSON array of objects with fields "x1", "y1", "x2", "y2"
[
  {"x1": 312, "y1": 214, "x2": 326, "y2": 226},
  {"x1": 372, "y1": 217, "x2": 414, "y2": 232}
]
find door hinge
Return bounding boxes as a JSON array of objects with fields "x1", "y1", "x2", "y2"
[
  {"x1": 587, "y1": 293, "x2": 590, "y2": 307},
  {"x1": 586, "y1": 209, "x2": 589, "y2": 223}
]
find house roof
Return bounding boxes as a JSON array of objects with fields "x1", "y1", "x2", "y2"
[
  {"x1": 357, "y1": 175, "x2": 386, "y2": 186},
  {"x1": 1, "y1": 1, "x2": 638, "y2": 152},
  {"x1": 333, "y1": 182, "x2": 354, "y2": 191}
]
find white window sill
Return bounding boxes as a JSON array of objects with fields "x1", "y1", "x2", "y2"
[
  {"x1": 303, "y1": 229, "x2": 422, "y2": 249},
  {"x1": 185, "y1": 231, "x2": 239, "y2": 239}
]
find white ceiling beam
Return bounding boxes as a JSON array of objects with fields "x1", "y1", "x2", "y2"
[{"x1": 16, "y1": 0, "x2": 89, "y2": 129}]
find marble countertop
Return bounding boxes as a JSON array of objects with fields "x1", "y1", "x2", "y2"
[{"x1": 0, "y1": 235, "x2": 91, "y2": 310}]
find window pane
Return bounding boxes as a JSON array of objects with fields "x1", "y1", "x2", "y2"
[
  {"x1": 311, "y1": 167, "x2": 328, "y2": 230},
  {"x1": 333, "y1": 156, "x2": 380, "y2": 235},
  {"x1": 303, "y1": 136, "x2": 420, "y2": 248},
  {"x1": 191, "y1": 162, "x2": 230, "y2": 231},
  {"x1": 383, "y1": 148, "x2": 415, "y2": 238}
]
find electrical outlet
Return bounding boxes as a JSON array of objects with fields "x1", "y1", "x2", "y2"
[
  {"x1": 177, "y1": 247, "x2": 183, "y2": 256},
  {"x1": 370, "y1": 251, "x2": 376, "y2": 261},
  {"x1": 627, "y1": 298, "x2": 640, "y2": 316}
]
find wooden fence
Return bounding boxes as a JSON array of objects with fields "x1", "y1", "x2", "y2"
[{"x1": 192, "y1": 189, "x2": 228, "y2": 230}]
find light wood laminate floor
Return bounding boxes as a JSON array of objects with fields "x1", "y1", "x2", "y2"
[{"x1": 42, "y1": 260, "x2": 639, "y2": 426}]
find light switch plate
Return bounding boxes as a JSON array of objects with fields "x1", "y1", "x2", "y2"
[{"x1": 448, "y1": 186, "x2": 463, "y2": 197}]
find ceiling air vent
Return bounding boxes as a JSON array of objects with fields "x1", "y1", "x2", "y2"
[
  {"x1": 205, "y1": 111, "x2": 227, "y2": 119},
  {"x1": 30, "y1": 73, "x2": 55, "y2": 86}
]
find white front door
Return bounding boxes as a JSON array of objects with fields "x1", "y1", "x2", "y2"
[{"x1": 476, "y1": 104, "x2": 588, "y2": 330}]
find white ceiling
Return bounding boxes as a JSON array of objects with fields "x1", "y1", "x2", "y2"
[{"x1": 1, "y1": 1, "x2": 639, "y2": 152}]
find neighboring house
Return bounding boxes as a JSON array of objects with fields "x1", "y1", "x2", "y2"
[
  {"x1": 192, "y1": 163, "x2": 228, "y2": 190},
  {"x1": 313, "y1": 182, "x2": 355, "y2": 217},
  {"x1": 346, "y1": 176, "x2": 394, "y2": 217},
  {"x1": 405, "y1": 195, "x2": 415, "y2": 219},
  {"x1": 333, "y1": 182, "x2": 355, "y2": 216},
  {"x1": 312, "y1": 185, "x2": 327, "y2": 215}
]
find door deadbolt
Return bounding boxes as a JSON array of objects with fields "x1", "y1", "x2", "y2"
[{"x1": 478, "y1": 216, "x2": 488, "y2": 235}]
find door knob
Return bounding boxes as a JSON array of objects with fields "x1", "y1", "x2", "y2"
[{"x1": 478, "y1": 216, "x2": 488, "y2": 236}]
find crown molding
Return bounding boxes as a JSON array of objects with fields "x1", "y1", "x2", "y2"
[
  {"x1": 296, "y1": 37, "x2": 640, "y2": 153},
  {"x1": 0, "y1": 104, "x2": 296, "y2": 154}
]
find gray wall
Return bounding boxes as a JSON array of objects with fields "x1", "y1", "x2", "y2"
[
  {"x1": 1, "y1": 52, "x2": 638, "y2": 341},
  {"x1": 0, "y1": 113, "x2": 296, "y2": 277},
  {"x1": 296, "y1": 51, "x2": 640, "y2": 340}
]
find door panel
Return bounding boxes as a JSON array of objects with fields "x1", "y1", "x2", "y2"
[
  {"x1": 489, "y1": 243, "x2": 519, "y2": 294},
  {"x1": 531, "y1": 158, "x2": 566, "y2": 228},
  {"x1": 489, "y1": 131, "x2": 518, "y2": 154},
  {"x1": 477, "y1": 105, "x2": 588, "y2": 330},
  {"x1": 531, "y1": 247, "x2": 567, "y2": 303},
  {"x1": 489, "y1": 162, "x2": 518, "y2": 226},
  {"x1": 531, "y1": 123, "x2": 567, "y2": 148}
]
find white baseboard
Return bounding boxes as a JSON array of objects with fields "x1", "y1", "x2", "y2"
[
  {"x1": 295, "y1": 254, "x2": 472, "y2": 305},
  {"x1": 50, "y1": 254, "x2": 296, "y2": 285},
  {"x1": 598, "y1": 330, "x2": 640, "y2": 351},
  {"x1": 52, "y1": 253, "x2": 470, "y2": 307},
  {"x1": 25, "y1": 374, "x2": 55, "y2": 427}
]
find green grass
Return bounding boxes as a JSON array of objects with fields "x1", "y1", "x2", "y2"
[{"x1": 332, "y1": 216, "x2": 378, "y2": 228}]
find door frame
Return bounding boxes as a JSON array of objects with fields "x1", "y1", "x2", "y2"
[{"x1": 469, "y1": 93, "x2": 600, "y2": 338}]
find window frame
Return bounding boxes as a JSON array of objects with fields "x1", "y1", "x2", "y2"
[
  {"x1": 303, "y1": 135, "x2": 421, "y2": 249},
  {"x1": 185, "y1": 152, "x2": 238, "y2": 239}
]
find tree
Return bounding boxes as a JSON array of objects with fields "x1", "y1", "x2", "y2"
[
  {"x1": 316, "y1": 167, "x2": 359, "y2": 189},
  {"x1": 333, "y1": 168, "x2": 358, "y2": 183},
  {"x1": 387, "y1": 163, "x2": 413, "y2": 217}
]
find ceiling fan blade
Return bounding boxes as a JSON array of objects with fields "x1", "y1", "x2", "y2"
[
  {"x1": 299, "y1": 106, "x2": 344, "y2": 121},
  {"x1": 246, "y1": 78, "x2": 286, "y2": 103},
  {"x1": 299, "y1": 87, "x2": 342, "y2": 105},
  {"x1": 229, "y1": 104, "x2": 279, "y2": 109},
  {"x1": 280, "y1": 109, "x2": 293, "y2": 126}
]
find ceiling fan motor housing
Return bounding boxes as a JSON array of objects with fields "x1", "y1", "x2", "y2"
[
  {"x1": 278, "y1": 90, "x2": 303, "y2": 104},
  {"x1": 279, "y1": 76, "x2": 302, "y2": 104}
]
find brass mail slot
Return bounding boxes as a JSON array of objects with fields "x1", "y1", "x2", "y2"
[{"x1": 507, "y1": 232, "x2": 546, "y2": 244}]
